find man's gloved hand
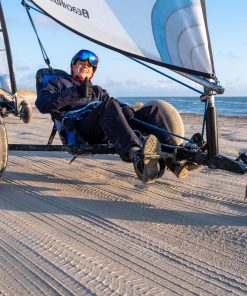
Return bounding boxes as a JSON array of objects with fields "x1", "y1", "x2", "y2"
[
  {"x1": 76, "y1": 77, "x2": 93, "y2": 98},
  {"x1": 122, "y1": 106, "x2": 135, "y2": 120}
]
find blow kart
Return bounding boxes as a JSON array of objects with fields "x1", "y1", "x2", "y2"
[{"x1": 1, "y1": 68, "x2": 247, "y2": 183}]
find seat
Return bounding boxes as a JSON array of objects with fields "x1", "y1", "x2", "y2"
[{"x1": 36, "y1": 68, "x2": 87, "y2": 146}]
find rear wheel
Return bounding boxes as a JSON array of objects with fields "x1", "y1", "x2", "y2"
[
  {"x1": 0, "y1": 117, "x2": 8, "y2": 179},
  {"x1": 19, "y1": 100, "x2": 32, "y2": 123},
  {"x1": 144, "y1": 99, "x2": 184, "y2": 145}
]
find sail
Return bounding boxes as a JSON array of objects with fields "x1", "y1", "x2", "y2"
[
  {"x1": 29, "y1": 0, "x2": 215, "y2": 79},
  {"x1": 0, "y1": 1, "x2": 17, "y2": 94}
]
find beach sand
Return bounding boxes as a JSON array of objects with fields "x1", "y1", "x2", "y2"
[{"x1": 0, "y1": 100, "x2": 246, "y2": 295}]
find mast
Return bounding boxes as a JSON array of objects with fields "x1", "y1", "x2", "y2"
[
  {"x1": 205, "y1": 88, "x2": 219, "y2": 164},
  {"x1": 0, "y1": 0, "x2": 17, "y2": 95}
]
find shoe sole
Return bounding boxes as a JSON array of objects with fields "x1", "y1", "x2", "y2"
[
  {"x1": 176, "y1": 162, "x2": 203, "y2": 179},
  {"x1": 142, "y1": 135, "x2": 161, "y2": 180}
]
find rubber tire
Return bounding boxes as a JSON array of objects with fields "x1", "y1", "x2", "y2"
[
  {"x1": 19, "y1": 100, "x2": 32, "y2": 124},
  {"x1": 0, "y1": 117, "x2": 8, "y2": 179},
  {"x1": 144, "y1": 99, "x2": 184, "y2": 145}
]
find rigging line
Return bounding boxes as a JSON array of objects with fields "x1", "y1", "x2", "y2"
[
  {"x1": 132, "y1": 118, "x2": 192, "y2": 143},
  {"x1": 127, "y1": 56, "x2": 205, "y2": 96},
  {"x1": 0, "y1": 0, "x2": 17, "y2": 97},
  {"x1": 21, "y1": 1, "x2": 46, "y2": 16},
  {"x1": 21, "y1": 1, "x2": 51, "y2": 68}
]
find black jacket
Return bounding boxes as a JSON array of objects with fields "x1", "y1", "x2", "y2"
[{"x1": 35, "y1": 75, "x2": 115, "y2": 118}]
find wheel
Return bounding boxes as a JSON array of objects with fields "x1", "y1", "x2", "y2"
[
  {"x1": 144, "y1": 99, "x2": 184, "y2": 145},
  {"x1": 0, "y1": 117, "x2": 8, "y2": 179},
  {"x1": 19, "y1": 100, "x2": 32, "y2": 123}
]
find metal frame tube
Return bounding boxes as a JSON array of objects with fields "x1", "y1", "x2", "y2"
[
  {"x1": 205, "y1": 94, "x2": 219, "y2": 164},
  {"x1": 0, "y1": 1, "x2": 17, "y2": 95}
]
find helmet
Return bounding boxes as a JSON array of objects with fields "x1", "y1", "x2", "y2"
[{"x1": 71, "y1": 49, "x2": 99, "y2": 71}]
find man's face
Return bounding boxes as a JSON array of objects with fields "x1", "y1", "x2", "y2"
[{"x1": 72, "y1": 60, "x2": 94, "y2": 81}]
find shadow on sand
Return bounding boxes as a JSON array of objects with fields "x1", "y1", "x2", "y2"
[{"x1": 0, "y1": 171, "x2": 246, "y2": 228}]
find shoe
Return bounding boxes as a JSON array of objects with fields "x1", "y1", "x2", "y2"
[
  {"x1": 133, "y1": 134, "x2": 161, "y2": 182},
  {"x1": 167, "y1": 159, "x2": 202, "y2": 179}
]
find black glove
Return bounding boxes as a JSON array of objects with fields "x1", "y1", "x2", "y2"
[
  {"x1": 122, "y1": 106, "x2": 135, "y2": 120},
  {"x1": 76, "y1": 77, "x2": 93, "y2": 98}
]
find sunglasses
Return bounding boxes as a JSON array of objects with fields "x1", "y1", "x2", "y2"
[{"x1": 71, "y1": 50, "x2": 98, "y2": 67}]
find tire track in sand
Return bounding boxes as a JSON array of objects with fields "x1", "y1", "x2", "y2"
[{"x1": 0, "y1": 151, "x2": 245, "y2": 294}]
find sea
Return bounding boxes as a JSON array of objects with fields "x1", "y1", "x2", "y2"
[{"x1": 118, "y1": 96, "x2": 247, "y2": 117}]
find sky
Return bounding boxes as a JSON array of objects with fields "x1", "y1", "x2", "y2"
[{"x1": 2, "y1": 0, "x2": 247, "y2": 97}]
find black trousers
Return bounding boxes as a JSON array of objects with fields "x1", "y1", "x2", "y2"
[{"x1": 74, "y1": 98, "x2": 176, "y2": 161}]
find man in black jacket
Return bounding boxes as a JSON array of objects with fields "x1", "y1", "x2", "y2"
[{"x1": 35, "y1": 49, "x2": 184, "y2": 181}]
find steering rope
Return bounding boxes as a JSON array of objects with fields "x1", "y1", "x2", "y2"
[{"x1": 21, "y1": 0, "x2": 51, "y2": 68}]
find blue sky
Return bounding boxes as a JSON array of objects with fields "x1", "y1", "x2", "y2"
[{"x1": 2, "y1": 0, "x2": 247, "y2": 97}]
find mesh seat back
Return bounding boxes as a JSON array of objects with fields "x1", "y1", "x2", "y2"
[{"x1": 36, "y1": 68, "x2": 69, "y2": 94}]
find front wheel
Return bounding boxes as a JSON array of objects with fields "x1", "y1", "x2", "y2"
[
  {"x1": 0, "y1": 117, "x2": 8, "y2": 179},
  {"x1": 133, "y1": 99, "x2": 184, "y2": 183},
  {"x1": 144, "y1": 99, "x2": 184, "y2": 145}
]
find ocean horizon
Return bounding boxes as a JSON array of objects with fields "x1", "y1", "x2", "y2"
[{"x1": 118, "y1": 96, "x2": 247, "y2": 116}]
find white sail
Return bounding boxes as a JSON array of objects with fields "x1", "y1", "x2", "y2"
[
  {"x1": 30, "y1": 0, "x2": 215, "y2": 79},
  {"x1": 0, "y1": 1, "x2": 16, "y2": 94},
  {"x1": 0, "y1": 24, "x2": 11, "y2": 92},
  {"x1": 0, "y1": 48, "x2": 11, "y2": 92}
]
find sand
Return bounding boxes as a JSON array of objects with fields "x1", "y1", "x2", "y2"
[{"x1": 0, "y1": 100, "x2": 246, "y2": 295}]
